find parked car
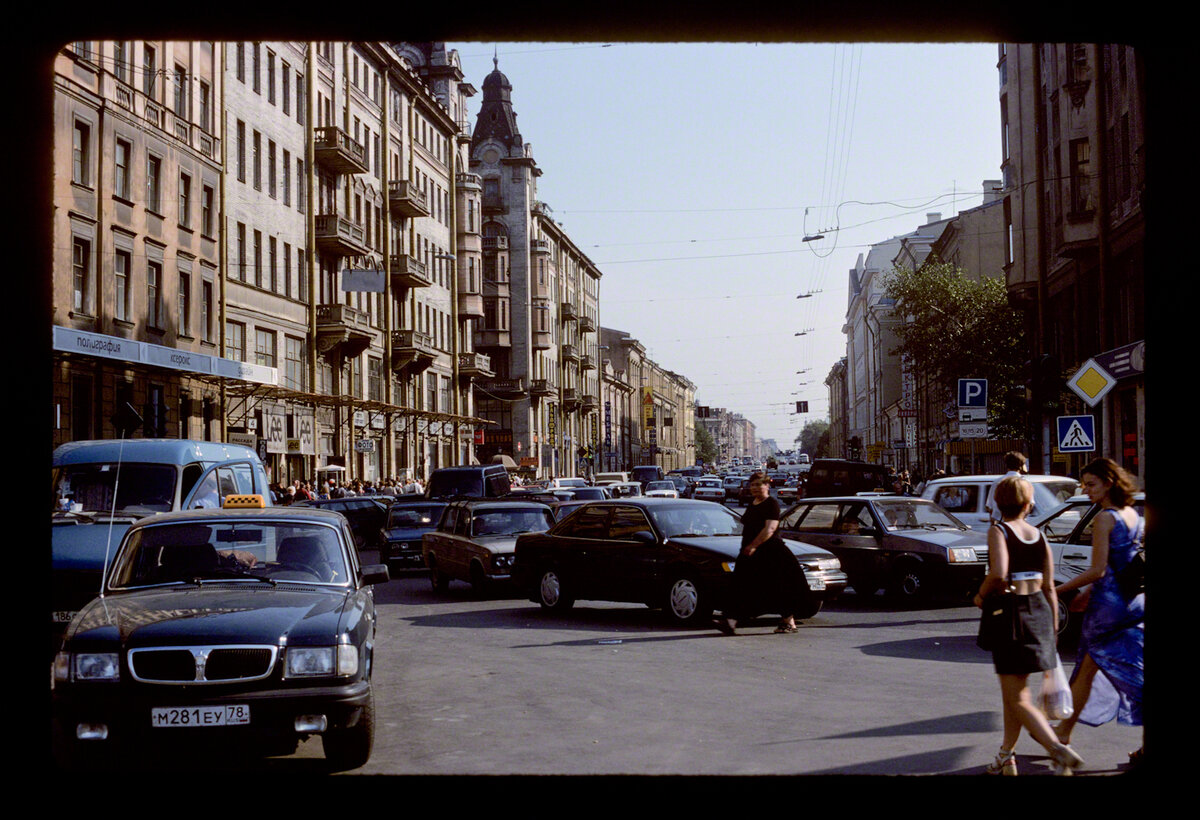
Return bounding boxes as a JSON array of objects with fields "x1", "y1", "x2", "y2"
[
  {"x1": 1034, "y1": 493, "x2": 1146, "y2": 635},
  {"x1": 379, "y1": 500, "x2": 447, "y2": 572},
  {"x1": 513, "y1": 498, "x2": 847, "y2": 625},
  {"x1": 51, "y1": 439, "x2": 271, "y2": 656},
  {"x1": 422, "y1": 499, "x2": 556, "y2": 593},
  {"x1": 643, "y1": 480, "x2": 679, "y2": 498},
  {"x1": 691, "y1": 477, "x2": 727, "y2": 503},
  {"x1": 804, "y1": 459, "x2": 890, "y2": 498},
  {"x1": 51, "y1": 495, "x2": 389, "y2": 771},
  {"x1": 776, "y1": 496, "x2": 987, "y2": 602},
  {"x1": 921, "y1": 474, "x2": 1079, "y2": 534},
  {"x1": 290, "y1": 496, "x2": 389, "y2": 549}
]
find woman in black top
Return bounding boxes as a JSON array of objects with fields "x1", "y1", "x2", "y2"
[{"x1": 716, "y1": 472, "x2": 807, "y2": 635}]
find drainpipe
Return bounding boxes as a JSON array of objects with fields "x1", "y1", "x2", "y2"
[
  {"x1": 218, "y1": 44, "x2": 229, "y2": 442},
  {"x1": 306, "y1": 43, "x2": 317, "y2": 474}
]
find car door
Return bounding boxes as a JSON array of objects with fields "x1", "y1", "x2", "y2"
[
  {"x1": 551, "y1": 504, "x2": 612, "y2": 597},
  {"x1": 182, "y1": 459, "x2": 268, "y2": 509},
  {"x1": 588, "y1": 505, "x2": 661, "y2": 601},
  {"x1": 930, "y1": 482, "x2": 988, "y2": 531},
  {"x1": 779, "y1": 500, "x2": 879, "y2": 581}
]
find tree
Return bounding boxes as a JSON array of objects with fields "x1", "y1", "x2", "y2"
[
  {"x1": 795, "y1": 419, "x2": 830, "y2": 457},
  {"x1": 694, "y1": 424, "x2": 718, "y2": 464},
  {"x1": 883, "y1": 261, "x2": 1026, "y2": 438}
]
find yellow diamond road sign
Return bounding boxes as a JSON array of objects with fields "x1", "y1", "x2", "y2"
[{"x1": 1066, "y1": 358, "x2": 1117, "y2": 407}]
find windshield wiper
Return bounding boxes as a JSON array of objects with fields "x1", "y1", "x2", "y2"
[{"x1": 200, "y1": 568, "x2": 278, "y2": 586}]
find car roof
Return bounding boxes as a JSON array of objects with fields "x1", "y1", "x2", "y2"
[
  {"x1": 53, "y1": 438, "x2": 260, "y2": 466},
  {"x1": 926, "y1": 474, "x2": 1075, "y2": 484},
  {"x1": 127, "y1": 504, "x2": 348, "y2": 530},
  {"x1": 447, "y1": 499, "x2": 552, "y2": 510}
]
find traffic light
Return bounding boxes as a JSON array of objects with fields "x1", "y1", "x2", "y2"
[{"x1": 1033, "y1": 353, "x2": 1064, "y2": 413}]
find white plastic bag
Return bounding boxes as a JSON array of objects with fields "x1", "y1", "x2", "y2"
[{"x1": 1041, "y1": 654, "x2": 1074, "y2": 720}]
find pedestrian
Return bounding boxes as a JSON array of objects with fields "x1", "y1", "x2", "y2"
[
  {"x1": 974, "y1": 475, "x2": 1083, "y2": 775},
  {"x1": 716, "y1": 471, "x2": 808, "y2": 635},
  {"x1": 985, "y1": 451, "x2": 1028, "y2": 524},
  {"x1": 1053, "y1": 458, "x2": 1144, "y2": 765}
]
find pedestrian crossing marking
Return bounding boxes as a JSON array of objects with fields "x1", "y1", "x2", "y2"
[{"x1": 1061, "y1": 419, "x2": 1093, "y2": 449}]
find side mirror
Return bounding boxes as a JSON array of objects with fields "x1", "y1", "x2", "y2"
[
  {"x1": 631, "y1": 530, "x2": 657, "y2": 544},
  {"x1": 360, "y1": 564, "x2": 391, "y2": 585}
]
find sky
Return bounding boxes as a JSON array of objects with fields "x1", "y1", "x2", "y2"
[{"x1": 448, "y1": 41, "x2": 1002, "y2": 449}]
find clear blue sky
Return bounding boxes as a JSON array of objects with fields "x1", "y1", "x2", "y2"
[{"x1": 449, "y1": 41, "x2": 1002, "y2": 448}]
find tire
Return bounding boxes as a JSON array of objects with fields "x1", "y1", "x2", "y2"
[
  {"x1": 538, "y1": 568, "x2": 574, "y2": 611},
  {"x1": 793, "y1": 593, "x2": 823, "y2": 620},
  {"x1": 887, "y1": 561, "x2": 929, "y2": 603},
  {"x1": 468, "y1": 562, "x2": 489, "y2": 596},
  {"x1": 664, "y1": 574, "x2": 711, "y2": 625},
  {"x1": 427, "y1": 555, "x2": 449, "y2": 592},
  {"x1": 323, "y1": 693, "x2": 374, "y2": 772}
]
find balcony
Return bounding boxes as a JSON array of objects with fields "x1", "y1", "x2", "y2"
[
  {"x1": 530, "y1": 378, "x2": 555, "y2": 398},
  {"x1": 480, "y1": 377, "x2": 526, "y2": 398},
  {"x1": 476, "y1": 328, "x2": 511, "y2": 349},
  {"x1": 314, "y1": 126, "x2": 369, "y2": 175},
  {"x1": 391, "y1": 329, "x2": 438, "y2": 374},
  {"x1": 457, "y1": 351, "x2": 493, "y2": 379},
  {"x1": 482, "y1": 236, "x2": 509, "y2": 252},
  {"x1": 531, "y1": 238, "x2": 551, "y2": 255},
  {"x1": 458, "y1": 293, "x2": 485, "y2": 319},
  {"x1": 315, "y1": 214, "x2": 369, "y2": 258},
  {"x1": 315, "y1": 303, "x2": 373, "y2": 359},
  {"x1": 578, "y1": 314, "x2": 596, "y2": 334},
  {"x1": 388, "y1": 179, "x2": 430, "y2": 219},
  {"x1": 581, "y1": 394, "x2": 599, "y2": 412},
  {"x1": 456, "y1": 120, "x2": 473, "y2": 145},
  {"x1": 581, "y1": 353, "x2": 596, "y2": 371},
  {"x1": 533, "y1": 329, "x2": 552, "y2": 351},
  {"x1": 456, "y1": 171, "x2": 482, "y2": 191},
  {"x1": 561, "y1": 343, "x2": 579, "y2": 362},
  {"x1": 560, "y1": 301, "x2": 578, "y2": 322},
  {"x1": 390, "y1": 254, "x2": 432, "y2": 289},
  {"x1": 482, "y1": 192, "x2": 505, "y2": 214},
  {"x1": 561, "y1": 387, "x2": 581, "y2": 410}
]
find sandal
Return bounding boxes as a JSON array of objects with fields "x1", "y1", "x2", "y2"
[
  {"x1": 1129, "y1": 747, "x2": 1144, "y2": 766},
  {"x1": 986, "y1": 748, "x2": 1017, "y2": 776},
  {"x1": 715, "y1": 617, "x2": 736, "y2": 636},
  {"x1": 1049, "y1": 742, "x2": 1083, "y2": 776},
  {"x1": 773, "y1": 624, "x2": 798, "y2": 634}
]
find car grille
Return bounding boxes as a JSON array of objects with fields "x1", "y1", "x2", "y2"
[{"x1": 129, "y1": 645, "x2": 278, "y2": 684}]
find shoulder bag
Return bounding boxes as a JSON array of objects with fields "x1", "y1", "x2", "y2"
[
  {"x1": 977, "y1": 523, "x2": 1020, "y2": 651},
  {"x1": 1114, "y1": 513, "x2": 1145, "y2": 600}
]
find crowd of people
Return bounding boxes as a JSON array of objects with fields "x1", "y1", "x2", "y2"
[{"x1": 268, "y1": 473, "x2": 426, "y2": 504}]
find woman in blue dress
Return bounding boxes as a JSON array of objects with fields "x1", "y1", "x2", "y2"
[{"x1": 1054, "y1": 458, "x2": 1144, "y2": 762}]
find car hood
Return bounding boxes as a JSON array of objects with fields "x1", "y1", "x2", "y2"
[
  {"x1": 65, "y1": 585, "x2": 354, "y2": 647},
  {"x1": 52, "y1": 518, "x2": 136, "y2": 571},
  {"x1": 384, "y1": 526, "x2": 438, "y2": 542},
  {"x1": 667, "y1": 535, "x2": 834, "y2": 561},
  {"x1": 883, "y1": 528, "x2": 985, "y2": 549},
  {"x1": 471, "y1": 534, "x2": 529, "y2": 552}
]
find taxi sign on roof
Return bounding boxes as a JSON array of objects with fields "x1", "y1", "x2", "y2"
[{"x1": 223, "y1": 494, "x2": 267, "y2": 509}]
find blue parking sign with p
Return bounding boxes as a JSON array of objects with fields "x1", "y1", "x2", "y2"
[{"x1": 958, "y1": 379, "x2": 987, "y2": 408}]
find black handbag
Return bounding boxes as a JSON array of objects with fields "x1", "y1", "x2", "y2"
[
  {"x1": 1112, "y1": 513, "x2": 1145, "y2": 600},
  {"x1": 977, "y1": 589, "x2": 1019, "y2": 650}
]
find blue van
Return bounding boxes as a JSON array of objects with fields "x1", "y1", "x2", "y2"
[{"x1": 51, "y1": 439, "x2": 271, "y2": 649}]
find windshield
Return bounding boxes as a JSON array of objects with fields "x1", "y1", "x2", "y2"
[
  {"x1": 645, "y1": 482, "x2": 674, "y2": 491},
  {"x1": 388, "y1": 505, "x2": 444, "y2": 528},
  {"x1": 426, "y1": 472, "x2": 484, "y2": 498},
  {"x1": 472, "y1": 508, "x2": 555, "y2": 536},
  {"x1": 1031, "y1": 480, "x2": 1079, "y2": 518},
  {"x1": 109, "y1": 520, "x2": 349, "y2": 587},
  {"x1": 53, "y1": 463, "x2": 178, "y2": 515},
  {"x1": 874, "y1": 500, "x2": 967, "y2": 530},
  {"x1": 650, "y1": 505, "x2": 743, "y2": 538}
]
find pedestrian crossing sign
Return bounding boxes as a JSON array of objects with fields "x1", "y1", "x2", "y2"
[{"x1": 1057, "y1": 415, "x2": 1096, "y2": 453}]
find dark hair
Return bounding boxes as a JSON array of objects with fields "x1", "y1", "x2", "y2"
[
  {"x1": 993, "y1": 475, "x2": 1034, "y2": 519},
  {"x1": 1003, "y1": 451, "x2": 1027, "y2": 472},
  {"x1": 1081, "y1": 458, "x2": 1138, "y2": 506},
  {"x1": 747, "y1": 471, "x2": 769, "y2": 487}
]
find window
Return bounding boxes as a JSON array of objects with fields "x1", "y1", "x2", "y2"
[
  {"x1": 253, "y1": 229, "x2": 262, "y2": 287},
  {"x1": 178, "y1": 270, "x2": 191, "y2": 336},
  {"x1": 114, "y1": 139, "x2": 131, "y2": 199},
  {"x1": 72, "y1": 238, "x2": 91, "y2": 313},
  {"x1": 266, "y1": 50, "x2": 275, "y2": 104},
  {"x1": 1070, "y1": 138, "x2": 1093, "y2": 215},
  {"x1": 201, "y1": 280, "x2": 213, "y2": 342},
  {"x1": 285, "y1": 336, "x2": 304, "y2": 390},
  {"x1": 297, "y1": 159, "x2": 305, "y2": 213},
  {"x1": 146, "y1": 154, "x2": 161, "y2": 212},
  {"x1": 283, "y1": 243, "x2": 292, "y2": 298},
  {"x1": 236, "y1": 43, "x2": 244, "y2": 83},
  {"x1": 72, "y1": 120, "x2": 90, "y2": 186},
  {"x1": 173, "y1": 63, "x2": 188, "y2": 119},
  {"x1": 255, "y1": 328, "x2": 276, "y2": 368},
  {"x1": 147, "y1": 260, "x2": 162, "y2": 328},
  {"x1": 236, "y1": 222, "x2": 246, "y2": 281},
  {"x1": 199, "y1": 80, "x2": 211, "y2": 131},
  {"x1": 268, "y1": 140, "x2": 276, "y2": 198},
  {"x1": 113, "y1": 41, "x2": 128, "y2": 83},
  {"x1": 281, "y1": 61, "x2": 290, "y2": 115},
  {"x1": 236, "y1": 120, "x2": 246, "y2": 183},
  {"x1": 226, "y1": 321, "x2": 245, "y2": 361},
  {"x1": 252, "y1": 130, "x2": 261, "y2": 191},
  {"x1": 114, "y1": 250, "x2": 130, "y2": 321},
  {"x1": 143, "y1": 44, "x2": 157, "y2": 96},
  {"x1": 201, "y1": 185, "x2": 214, "y2": 236},
  {"x1": 252, "y1": 42, "x2": 260, "y2": 94},
  {"x1": 282, "y1": 149, "x2": 290, "y2": 206},
  {"x1": 368, "y1": 357, "x2": 382, "y2": 402},
  {"x1": 296, "y1": 72, "x2": 304, "y2": 125},
  {"x1": 269, "y1": 236, "x2": 277, "y2": 292},
  {"x1": 178, "y1": 172, "x2": 191, "y2": 227}
]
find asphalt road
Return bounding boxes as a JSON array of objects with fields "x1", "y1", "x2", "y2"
[{"x1": 286, "y1": 561, "x2": 1143, "y2": 777}]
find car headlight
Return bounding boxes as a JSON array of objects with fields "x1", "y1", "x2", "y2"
[
  {"x1": 70, "y1": 652, "x2": 121, "y2": 682},
  {"x1": 285, "y1": 644, "x2": 359, "y2": 678},
  {"x1": 493, "y1": 553, "x2": 514, "y2": 570},
  {"x1": 948, "y1": 547, "x2": 978, "y2": 563}
]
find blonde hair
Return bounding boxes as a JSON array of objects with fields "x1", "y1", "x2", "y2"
[{"x1": 993, "y1": 475, "x2": 1033, "y2": 519}]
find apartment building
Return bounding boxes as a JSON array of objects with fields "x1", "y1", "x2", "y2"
[
  {"x1": 999, "y1": 43, "x2": 1145, "y2": 480},
  {"x1": 52, "y1": 40, "x2": 488, "y2": 484}
]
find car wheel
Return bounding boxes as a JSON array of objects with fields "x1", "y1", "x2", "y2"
[
  {"x1": 538, "y1": 568, "x2": 574, "y2": 611},
  {"x1": 427, "y1": 555, "x2": 449, "y2": 592},
  {"x1": 323, "y1": 692, "x2": 374, "y2": 772},
  {"x1": 468, "y1": 561, "x2": 489, "y2": 596},
  {"x1": 887, "y1": 561, "x2": 928, "y2": 603},
  {"x1": 793, "y1": 595, "x2": 823, "y2": 620},
  {"x1": 665, "y1": 574, "x2": 711, "y2": 625}
]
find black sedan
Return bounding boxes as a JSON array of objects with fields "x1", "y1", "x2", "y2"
[
  {"x1": 290, "y1": 496, "x2": 389, "y2": 549},
  {"x1": 51, "y1": 497, "x2": 389, "y2": 771},
  {"x1": 379, "y1": 500, "x2": 446, "y2": 572},
  {"x1": 776, "y1": 496, "x2": 987, "y2": 602},
  {"x1": 513, "y1": 498, "x2": 846, "y2": 625}
]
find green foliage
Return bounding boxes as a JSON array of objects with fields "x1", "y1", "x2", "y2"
[
  {"x1": 694, "y1": 423, "x2": 719, "y2": 464},
  {"x1": 883, "y1": 262, "x2": 1026, "y2": 438},
  {"x1": 795, "y1": 419, "x2": 831, "y2": 458}
]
